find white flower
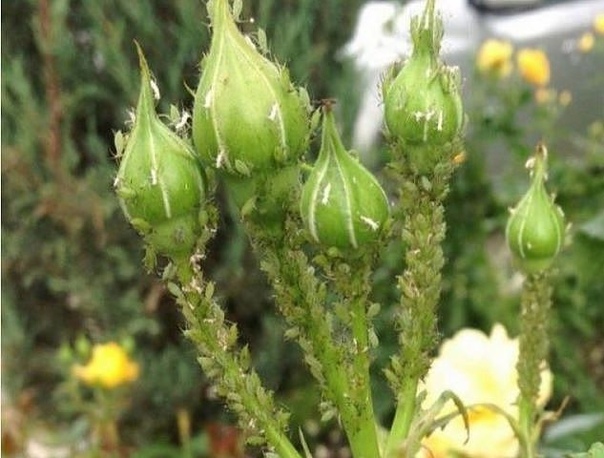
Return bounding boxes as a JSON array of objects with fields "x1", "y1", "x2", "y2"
[
  {"x1": 419, "y1": 324, "x2": 553, "y2": 458},
  {"x1": 339, "y1": 2, "x2": 411, "y2": 155},
  {"x1": 340, "y1": 0, "x2": 476, "y2": 155},
  {"x1": 340, "y1": 2, "x2": 409, "y2": 70}
]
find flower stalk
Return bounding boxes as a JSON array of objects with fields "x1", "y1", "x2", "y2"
[
  {"x1": 382, "y1": 0, "x2": 464, "y2": 453},
  {"x1": 165, "y1": 205, "x2": 301, "y2": 458},
  {"x1": 506, "y1": 144, "x2": 565, "y2": 457},
  {"x1": 248, "y1": 215, "x2": 381, "y2": 458},
  {"x1": 384, "y1": 159, "x2": 456, "y2": 456},
  {"x1": 517, "y1": 273, "x2": 553, "y2": 458},
  {"x1": 326, "y1": 251, "x2": 382, "y2": 458}
]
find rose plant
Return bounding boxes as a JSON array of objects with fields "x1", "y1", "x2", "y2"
[{"x1": 113, "y1": 0, "x2": 574, "y2": 456}]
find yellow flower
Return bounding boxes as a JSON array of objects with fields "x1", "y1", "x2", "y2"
[
  {"x1": 517, "y1": 48, "x2": 550, "y2": 87},
  {"x1": 419, "y1": 324, "x2": 553, "y2": 458},
  {"x1": 476, "y1": 39, "x2": 514, "y2": 78},
  {"x1": 578, "y1": 32, "x2": 595, "y2": 53},
  {"x1": 73, "y1": 342, "x2": 140, "y2": 389},
  {"x1": 594, "y1": 13, "x2": 604, "y2": 35},
  {"x1": 534, "y1": 87, "x2": 554, "y2": 105},
  {"x1": 558, "y1": 90, "x2": 572, "y2": 107}
]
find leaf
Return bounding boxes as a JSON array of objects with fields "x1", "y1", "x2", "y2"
[
  {"x1": 543, "y1": 413, "x2": 604, "y2": 443},
  {"x1": 579, "y1": 210, "x2": 604, "y2": 240},
  {"x1": 422, "y1": 390, "x2": 469, "y2": 442},
  {"x1": 298, "y1": 428, "x2": 314, "y2": 458},
  {"x1": 566, "y1": 442, "x2": 604, "y2": 458}
]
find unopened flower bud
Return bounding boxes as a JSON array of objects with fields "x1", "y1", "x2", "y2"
[
  {"x1": 115, "y1": 44, "x2": 206, "y2": 260},
  {"x1": 506, "y1": 144, "x2": 566, "y2": 274},
  {"x1": 192, "y1": 0, "x2": 309, "y2": 175},
  {"x1": 383, "y1": 0, "x2": 463, "y2": 162},
  {"x1": 300, "y1": 105, "x2": 390, "y2": 250}
]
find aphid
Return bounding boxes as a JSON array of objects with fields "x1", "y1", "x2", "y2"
[
  {"x1": 150, "y1": 78, "x2": 161, "y2": 100},
  {"x1": 233, "y1": 0, "x2": 243, "y2": 21},
  {"x1": 114, "y1": 130, "x2": 126, "y2": 158},
  {"x1": 257, "y1": 28, "x2": 268, "y2": 54},
  {"x1": 175, "y1": 110, "x2": 191, "y2": 133}
]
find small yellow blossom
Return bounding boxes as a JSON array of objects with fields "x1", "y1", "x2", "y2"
[
  {"x1": 517, "y1": 48, "x2": 551, "y2": 87},
  {"x1": 73, "y1": 342, "x2": 139, "y2": 389},
  {"x1": 476, "y1": 39, "x2": 514, "y2": 78},
  {"x1": 594, "y1": 13, "x2": 604, "y2": 35},
  {"x1": 578, "y1": 32, "x2": 595, "y2": 53},
  {"x1": 419, "y1": 324, "x2": 553, "y2": 458},
  {"x1": 558, "y1": 90, "x2": 572, "y2": 107},
  {"x1": 534, "y1": 87, "x2": 554, "y2": 105}
]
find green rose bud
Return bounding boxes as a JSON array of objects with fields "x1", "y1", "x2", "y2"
[
  {"x1": 300, "y1": 105, "x2": 390, "y2": 250},
  {"x1": 115, "y1": 44, "x2": 206, "y2": 260},
  {"x1": 192, "y1": 0, "x2": 309, "y2": 175},
  {"x1": 383, "y1": 0, "x2": 463, "y2": 167},
  {"x1": 506, "y1": 143, "x2": 566, "y2": 274}
]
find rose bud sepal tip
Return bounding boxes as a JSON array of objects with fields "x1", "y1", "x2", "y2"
[{"x1": 115, "y1": 43, "x2": 206, "y2": 261}]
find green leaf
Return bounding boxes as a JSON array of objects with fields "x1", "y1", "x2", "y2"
[
  {"x1": 567, "y1": 442, "x2": 604, "y2": 458},
  {"x1": 580, "y1": 210, "x2": 604, "y2": 240},
  {"x1": 298, "y1": 428, "x2": 314, "y2": 458},
  {"x1": 543, "y1": 413, "x2": 604, "y2": 443}
]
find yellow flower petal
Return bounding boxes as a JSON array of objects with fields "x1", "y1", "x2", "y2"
[
  {"x1": 578, "y1": 32, "x2": 595, "y2": 53},
  {"x1": 594, "y1": 13, "x2": 604, "y2": 35},
  {"x1": 476, "y1": 39, "x2": 514, "y2": 78},
  {"x1": 419, "y1": 324, "x2": 553, "y2": 458},
  {"x1": 73, "y1": 342, "x2": 139, "y2": 389},
  {"x1": 517, "y1": 48, "x2": 550, "y2": 87}
]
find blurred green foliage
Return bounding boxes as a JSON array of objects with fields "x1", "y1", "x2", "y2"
[{"x1": 1, "y1": 0, "x2": 603, "y2": 455}]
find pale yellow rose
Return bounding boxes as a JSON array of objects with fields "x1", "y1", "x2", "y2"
[
  {"x1": 476, "y1": 39, "x2": 514, "y2": 78},
  {"x1": 517, "y1": 48, "x2": 551, "y2": 87},
  {"x1": 419, "y1": 324, "x2": 553, "y2": 458},
  {"x1": 73, "y1": 342, "x2": 140, "y2": 389}
]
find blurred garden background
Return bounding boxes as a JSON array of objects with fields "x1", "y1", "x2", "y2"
[{"x1": 2, "y1": 0, "x2": 603, "y2": 456}]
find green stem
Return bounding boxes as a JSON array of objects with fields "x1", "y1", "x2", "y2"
[
  {"x1": 518, "y1": 398, "x2": 536, "y2": 458},
  {"x1": 259, "y1": 238, "x2": 353, "y2": 417},
  {"x1": 336, "y1": 256, "x2": 381, "y2": 458},
  {"x1": 250, "y1": 215, "x2": 381, "y2": 457},
  {"x1": 517, "y1": 272, "x2": 552, "y2": 458},
  {"x1": 384, "y1": 156, "x2": 455, "y2": 456},
  {"x1": 385, "y1": 378, "x2": 417, "y2": 456},
  {"x1": 153, "y1": 201, "x2": 301, "y2": 458}
]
